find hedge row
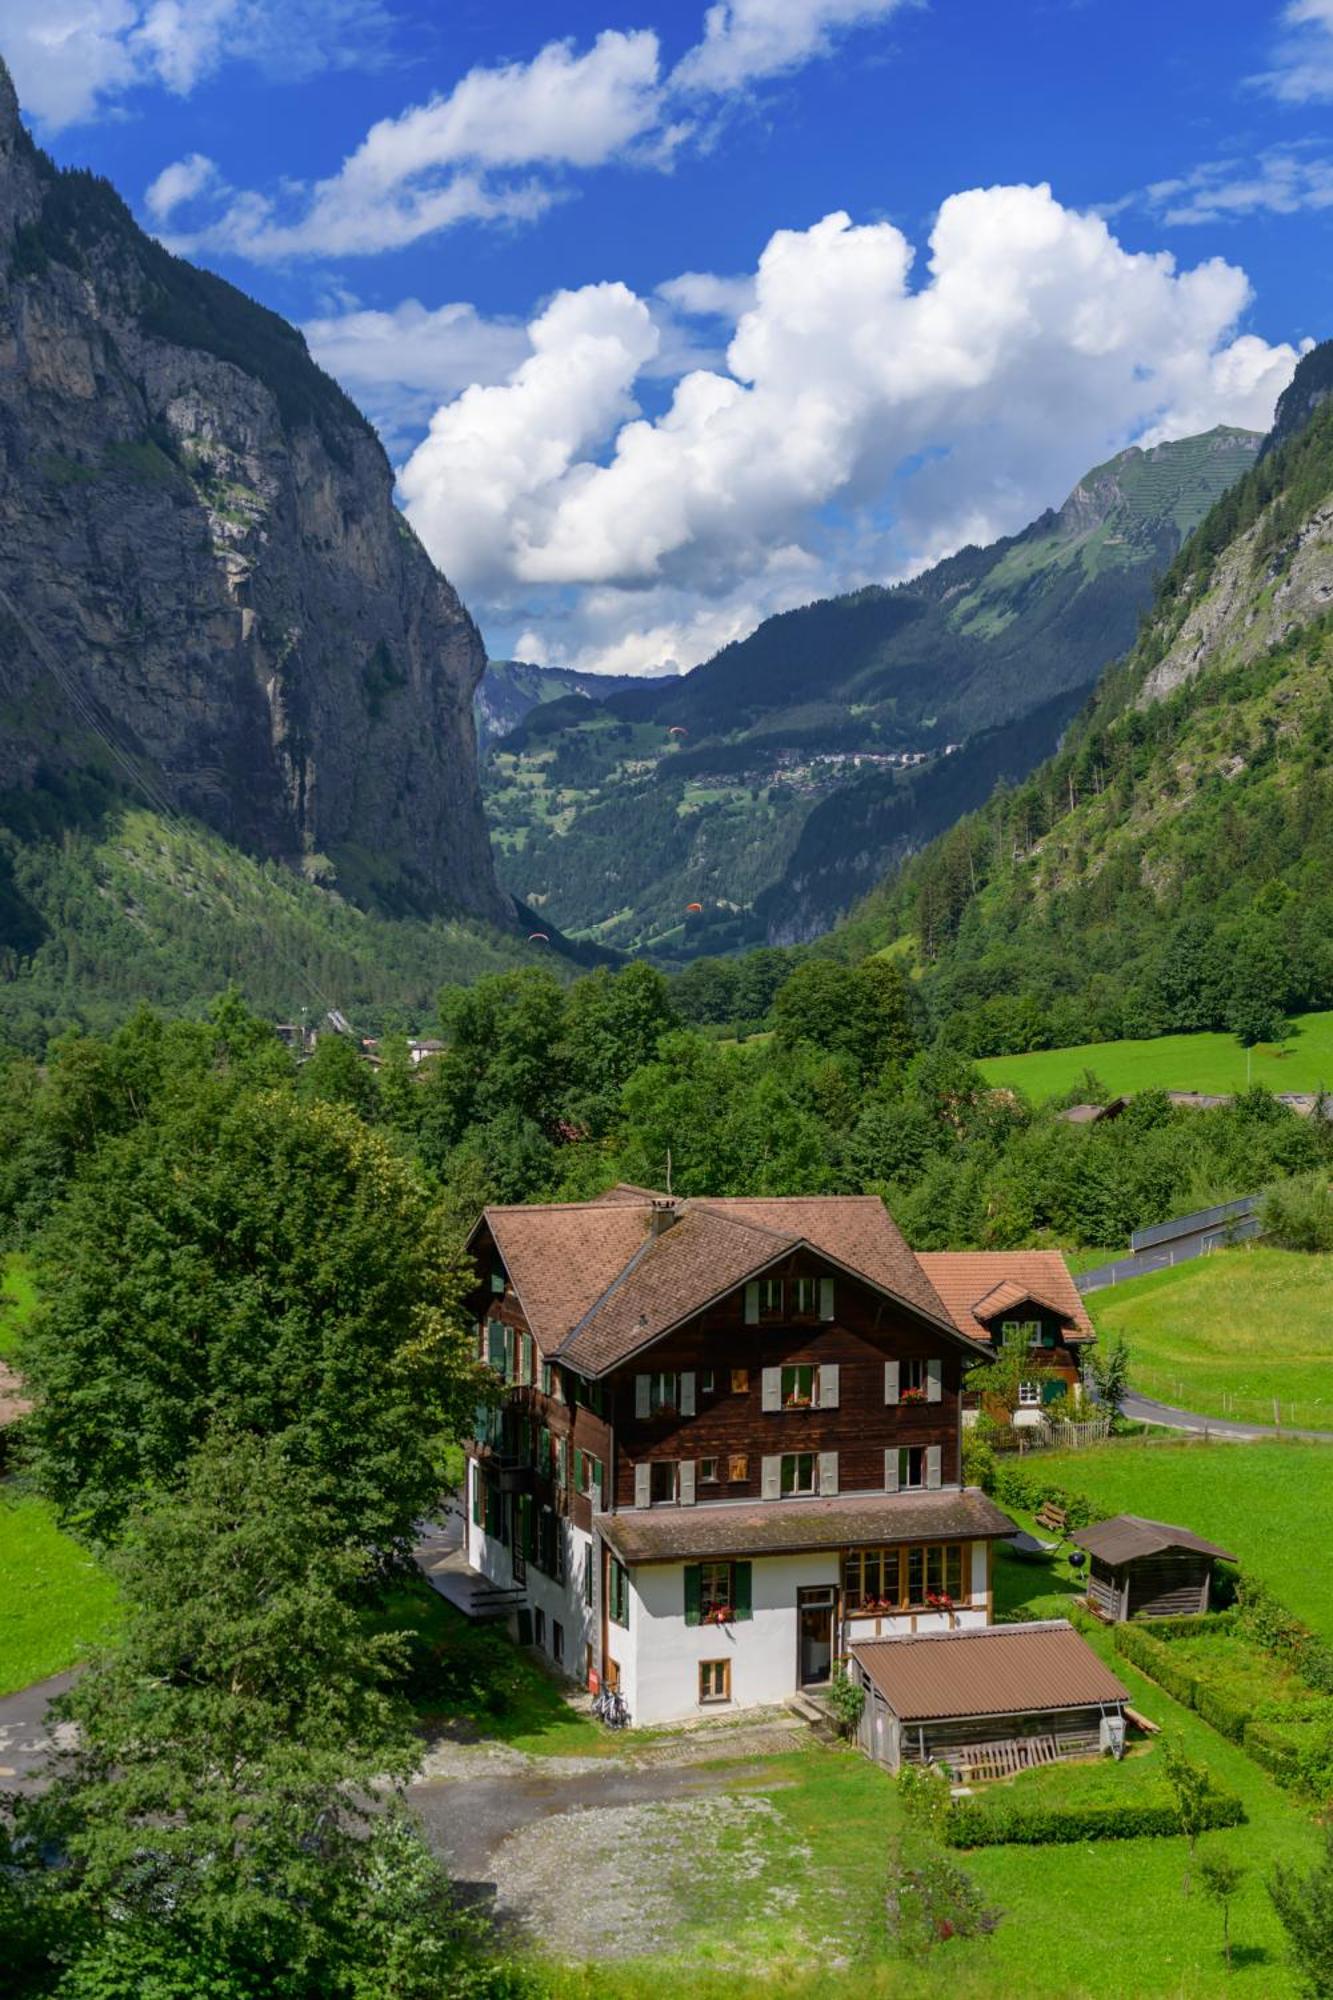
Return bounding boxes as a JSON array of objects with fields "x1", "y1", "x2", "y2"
[
  {"x1": 988, "y1": 1464, "x2": 1096, "y2": 1530},
  {"x1": 945, "y1": 1787, "x2": 1246, "y2": 1849}
]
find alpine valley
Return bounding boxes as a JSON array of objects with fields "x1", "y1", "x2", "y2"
[{"x1": 481, "y1": 426, "x2": 1262, "y2": 958}]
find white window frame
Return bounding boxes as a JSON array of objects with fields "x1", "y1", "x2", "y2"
[
  {"x1": 780, "y1": 1450, "x2": 818, "y2": 1497},
  {"x1": 1018, "y1": 1380, "x2": 1042, "y2": 1406}
]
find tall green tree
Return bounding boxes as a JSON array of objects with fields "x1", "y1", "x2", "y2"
[
  {"x1": 25, "y1": 1089, "x2": 480, "y2": 1550},
  {"x1": 7, "y1": 1434, "x2": 504, "y2": 2000},
  {"x1": 1269, "y1": 1822, "x2": 1333, "y2": 1999}
]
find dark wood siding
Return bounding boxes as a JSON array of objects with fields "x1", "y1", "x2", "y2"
[
  {"x1": 465, "y1": 1227, "x2": 611, "y2": 1537},
  {"x1": 606, "y1": 1251, "x2": 961, "y2": 1506},
  {"x1": 1088, "y1": 1550, "x2": 1214, "y2": 1621}
]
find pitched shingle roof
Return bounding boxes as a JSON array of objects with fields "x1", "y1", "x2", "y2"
[
  {"x1": 1070, "y1": 1515, "x2": 1237, "y2": 1565},
  {"x1": 473, "y1": 1191, "x2": 962, "y2": 1374},
  {"x1": 599, "y1": 1488, "x2": 1016, "y2": 1564},
  {"x1": 852, "y1": 1620, "x2": 1129, "y2": 1723},
  {"x1": 917, "y1": 1251, "x2": 1096, "y2": 1345}
]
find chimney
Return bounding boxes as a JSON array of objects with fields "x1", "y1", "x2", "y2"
[{"x1": 650, "y1": 1198, "x2": 680, "y2": 1237}]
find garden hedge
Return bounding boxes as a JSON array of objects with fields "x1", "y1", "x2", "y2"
[{"x1": 945, "y1": 1787, "x2": 1245, "y2": 1849}]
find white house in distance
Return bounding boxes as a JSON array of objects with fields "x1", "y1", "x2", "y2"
[{"x1": 461, "y1": 1186, "x2": 1026, "y2": 1727}]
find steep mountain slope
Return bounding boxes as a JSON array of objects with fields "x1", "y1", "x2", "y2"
[
  {"x1": 0, "y1": 776, "x2": 546, "y2": 1053},
  {"x1": 475, "y1": 660, "x2": 678, "y2": 754},
  {"x1": 848, "y1": 341, "x2": 1333, "y2": 1058},
  {"x1": 0, "y1": 59, "x2": 505, "y2": 926},
  {"x1": 482, "y1": 428, "x2": 1261, "y2": 956}
]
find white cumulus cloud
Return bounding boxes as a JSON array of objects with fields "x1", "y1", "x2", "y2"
[
  {"x1": 2, "y1": 0, "x2": 391, "y2": 129},
  {"x1": 393, "y1": 187, "x2": 1301, "y2": 675},
  {"x1": 1255, "y1": 0, "x2": 1333, "y2": 103},
  {"x1": 303, "y1": 300, "x2": 532, "y2": 456},
  {"x1": 674, "y1": 0, "x2": 912, "y2": 93}
]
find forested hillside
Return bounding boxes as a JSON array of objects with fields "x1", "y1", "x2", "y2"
[
  {"x1": 848, "y1": 341, "x2": 1333, "y2": 1060},
  {"x1": 482, "y1": 430, "x2": 1261, "y2": 956}
]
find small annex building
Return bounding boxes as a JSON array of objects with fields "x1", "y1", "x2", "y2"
[
  {"x1": 1070, "y1": 1515, "x2": 1237, "y2": 1623},
  {"x1": 850, "y1": 1620, "x2": 1130, "y2": 1775},
  {"x1": 917, "y1": 1250, "x2": 1096, "y2": 1420}
]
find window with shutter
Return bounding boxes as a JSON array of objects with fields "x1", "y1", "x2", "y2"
[
  {"x1": 680, "y1": 1371, "x2": 697, "y2": 1416},
  {"x1": 732, "y1": 1561, "x2": 753, "y2": 1621},
  {"x1": 608, "y1": 1558, "x2": 630, "y2": 1628},
  {"x1": 635, "y1": 1375, "x2": 651, "y2": 1419},
  {"x1": 926, "y1": 1357, "x2": 942, "y2": 1404},
  {"x1": 884, "y1": 1448, "x2": 899, "y2": 1493},
  {"x1": 634, "y1": 1463, "x2": 651, "y2": 1508},
  {"x1": 761, "y1": 1455, "x2": 781, "y2": 1500},
  {"x1": 679, "y1": 1459, "x2": 697, "y2": 1506},
  {"x1": 761, "y1": 1367, "x2": 781, "y2": 1412},
  {"x1": 926, "y1": 1444, "x2": 942, "y2": 1490},
  {"x1": 884, "y1": 1359, "x2": 900, "y2": 1405},
  {"x1": 818, "y1": 1450, "x2": 839, "y2": 1496},
  {"x1": 818, "y1": 1363, "x2": 839, "y2": 1409},
  {"x1": 684, "y1": 1564, "x2": 702, "y2": 1626},
  {"x1": 819, "y1": 1277, "x2": 835, "y2": 1321},
  {"x1": 744, "y1": 1281, "x2": 760, "y2": 1324}
]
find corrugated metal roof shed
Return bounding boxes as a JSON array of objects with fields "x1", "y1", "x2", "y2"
[{"x1": 852, "y1": 1620, "x2": 1129, "y2": 1723}]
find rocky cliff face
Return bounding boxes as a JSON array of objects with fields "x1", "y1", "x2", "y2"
[{"x1": 0, "y1": 62, "x2": 508, "y2": 925}]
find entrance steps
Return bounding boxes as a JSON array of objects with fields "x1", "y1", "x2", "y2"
[{"x1": 787, "y1": 1690, "x2": 840, "y2": 1744}]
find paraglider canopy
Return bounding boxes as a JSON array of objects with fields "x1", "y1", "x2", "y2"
[
  {"x1": 685, "y1": 902, "x2": 703, "y2": 914},
  {"x1": 668, "y1": 725, "x2": 688, "y2": 737},
  {"x1": 527, "y1": 931, "x2": 551, "y2": 943}
]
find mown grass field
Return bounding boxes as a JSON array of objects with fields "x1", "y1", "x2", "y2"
[
  {"x1": 1090, "y1": 1245, "x2": 1333, "y2": 1428},
  {"x1": 1036, "y1": 1437, "x2": 1333, "y2": 1640},
  {"x1": 539, "y1": 1544, "x2": 1318, "y2": 1999},
  {"x1": 0, "y1": 1492, "x2": 120, "y2": 1695},
  {"x1": 0, "y1": 1251, "x2": 36, "y2": 1361},
  {"x1": 977, "y1": 1007, "x2": 1333, "y2": 1103}
]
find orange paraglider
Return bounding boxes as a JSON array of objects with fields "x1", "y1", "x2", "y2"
[{"x1": 685, "y1": 902, "x2": 703, "y2": 914}]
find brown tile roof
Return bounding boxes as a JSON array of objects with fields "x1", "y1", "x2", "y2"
[
  {"x1": 698, "y1": 1197, "x2": 949, "y2": 1324},
  {"x1": 852, "y1": 1620, "x2": 1129, "y2": 1723},
  {"x1": 476, "y1": 1191, "x2": 965, "y2": 1375},
  {"x1": 598, "y1": 1488, "x2": 1016, "y2": 1564},
  {"x1": 482, "y1": 1199, "x2": 655, "y2": 1355},
  {"x1": 917, "y1": 1251, "x2": 1096, "y2": 1346},
  {"x1": 1070, "y1": 1515, "x2": 1237, "y2": 1565}
]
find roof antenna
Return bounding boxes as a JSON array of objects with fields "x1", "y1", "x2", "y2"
[{"x1": 664, "y1": 1148, "x2": 673, "y2": 1198}]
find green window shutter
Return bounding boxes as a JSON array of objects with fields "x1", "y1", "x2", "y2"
[
  {"x1": 684, "y1": 1564, "x2": 702, "y2": 1626},
  {"x1": 487, "y1": 1320, "x2": 506, "y2": 1371},
  {"x1": 1041, "y1": 1377, "x2": 1064, "y2": 1405},
  {"x1": 733, "y1": 1561, "x2": 753, "y2": 1622},
  {"x1": 470, "y1": 1468, "x2": 482, "y2": 1526}
]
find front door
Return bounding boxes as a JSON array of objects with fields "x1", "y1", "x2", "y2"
[{"x1": 798, "y1": 1586, "x2": 835, "y2": 1686}]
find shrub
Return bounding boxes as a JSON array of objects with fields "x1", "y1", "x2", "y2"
[
  {"x1": 961, "y1": 1432, "x2": 997, "y2": 1491},
  {"x1": 825, "y1": 1664, "x2": 865, "y2": 1738},
  {"x1": 1260, "y1": 1171, "x2": 1333, "y2": 1252},
  {"x1": 1244, "y1": 1718, "x2": 1333, "y2": 1799},
  {"x1": 1194, "y1": 1678, "x2": 1257, "y2": 1745},
  {"x1": 945, "y1": 1787, "x2": 1245, "y2": 1849},
  {"x1": 989, "y1": 1464, "x2": 1096, "y2": 1529},
  {"x1": 1113, "y1": 1624, "x2": 1201, "y2": 1708}
]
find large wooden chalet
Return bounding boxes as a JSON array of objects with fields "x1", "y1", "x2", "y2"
[{"x1": 463, "y1": 1185, "x2": 1033, "y2": 1726}]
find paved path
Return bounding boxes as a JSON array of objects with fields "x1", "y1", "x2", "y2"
[
  {"x1": 1122, "y1": 1389, "x2": 1333, "y2": 1444},
  {"x1": 0, "y1": 1670, "x2": 77, "y2": 1786}
]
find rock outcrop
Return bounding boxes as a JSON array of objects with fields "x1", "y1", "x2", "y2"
[{"x1": 0, "y1": 59, "x2": 509, "y2": 924}]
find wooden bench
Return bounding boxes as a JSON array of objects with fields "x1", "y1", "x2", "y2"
[{"x1": 1035, "y1": 1502, "x2": 1069, "y2": 1535}]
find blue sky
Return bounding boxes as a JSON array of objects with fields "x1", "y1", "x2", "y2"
[{"x1": 7, "y1": 1, "x2": 1332, "y2": 672}]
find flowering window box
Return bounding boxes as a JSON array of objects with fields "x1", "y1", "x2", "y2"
[
  {"x1": 899, "y1": 1386, "x2": 928, "y2": 1406},
  {"x1": 703, "y1": 1605, "x2": 733, "y2": 1625},
  {"x1": 783, "y1": 1395, "x2": 814, "y2": 1410}
]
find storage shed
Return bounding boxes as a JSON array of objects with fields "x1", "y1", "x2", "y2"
[
  {"x1": 850, "y1": 1620, "x2": 1130, "y2": 1776},
  {"x1": 1070, "y1": 1515, "x2": 1236, "y2": 1623}
]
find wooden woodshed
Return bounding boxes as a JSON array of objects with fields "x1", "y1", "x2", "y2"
[
  {"x1": 1070, "y1": 1515, "x2": 1236, "y2": 1622},
  {"x1": 850, "y1": 1620, "x2": 1130, "y2": 1776}
]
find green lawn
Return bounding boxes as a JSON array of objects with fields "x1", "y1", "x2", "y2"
[
  {"x1": 368, "y1": 1578, "x2": 615, "y2": 1757},
  {"x1": 1090, "y1": 1245, "x2": 1333, "y2": 1429},
  {"x1": 977, "y1": 1007, "x2": 1333, "y2": 1104},
  {"x1": 543, "y1": 1556, "x2": 1318, "y2": 1999},
  {"x1": 0, "y1": 1491, "x2": 120, "y2": 1694},
  {"x1": 1035, "y1": 1437, "x2": 1333, "y2": 1640},
  {"x1": 0, "y1": 1252, "x2": 36, "y2": 1361}
]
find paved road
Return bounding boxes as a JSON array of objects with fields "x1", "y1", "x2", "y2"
[
  {"x1": 0, "y1": 1670, "x2": 77, "y2": 1787},
  {"x1": 1122, "y1": 1389, "x2": 1333, "y2": 1444}
]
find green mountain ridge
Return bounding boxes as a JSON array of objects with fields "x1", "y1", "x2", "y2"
[
  {"x1": 481, "y1": 427, "x2": 1262, "y2": 957},
  {"x1": 846, "y1": 341, "x2": 1333, "y2": 1060},
  {"x1": 474, "y1": 660, "x2": 679, "y2": 754}
]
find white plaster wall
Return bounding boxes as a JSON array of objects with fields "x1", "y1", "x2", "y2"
[
  {"x1": 971, "y1": 1539, "x2": 989, "y2": 1603},
  {"x1": 464, "y1": 1466, "x2": 597, "y2": 1680},
  {"x1": 621, "y1": 1551, "x2": 840, "y2": 1726}
]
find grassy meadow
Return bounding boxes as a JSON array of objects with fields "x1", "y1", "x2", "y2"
[
  {"x1": 977, "y1": 1008, "x2": 1333, "y2": 1104},
  {"x1": 1089, "y1": 1245, "x2": 1333, "y2": 1428},
  {"x1": 1036, "y1": 1437, "x2": 1333, "y2": 1640},
  {"x1": 0, "y1": 1251, "x2": 36, "y2": 1361},
  {"x1": 0, "y1": 1492, "x2": 119, "y2": 1694}
]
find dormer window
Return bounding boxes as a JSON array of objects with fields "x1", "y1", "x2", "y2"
[
  {"x1": 490, "y1": 1268, "x2": 506, "y2": 1295},
  {"x1": 744, "y1": 1278, "x2": 784, "y2": 1323}
]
